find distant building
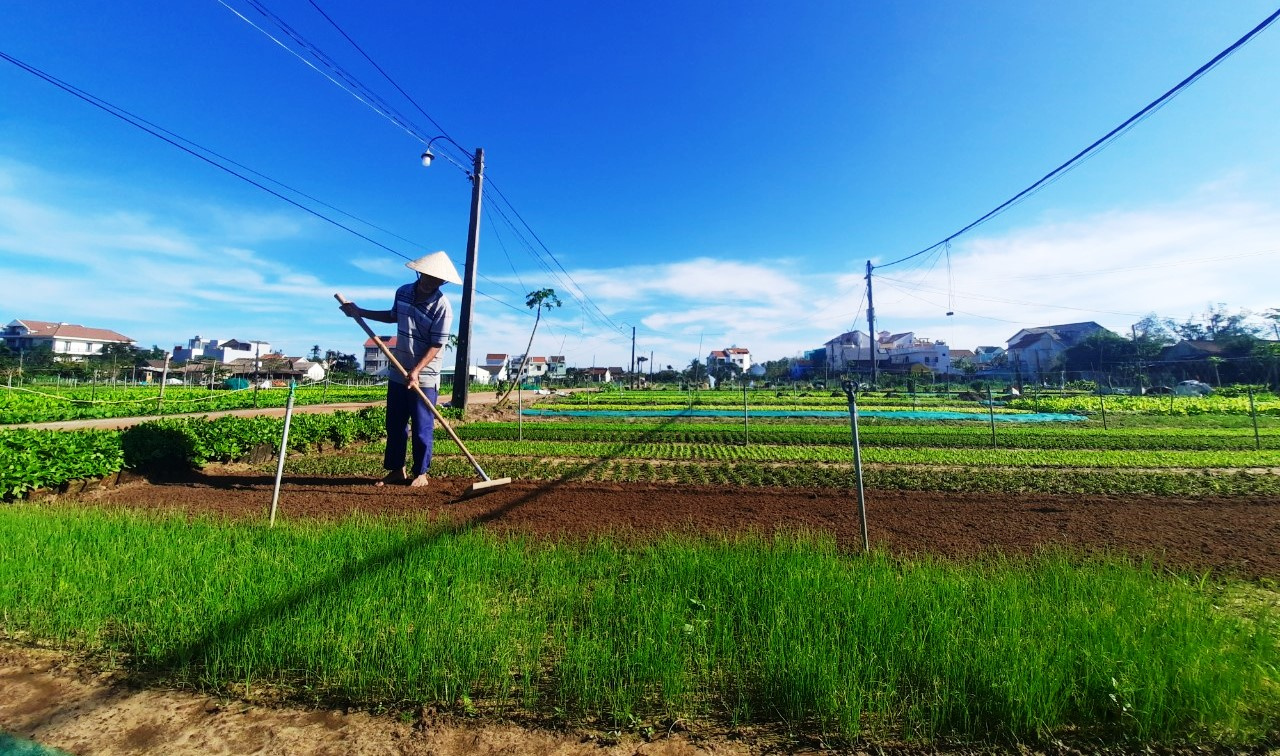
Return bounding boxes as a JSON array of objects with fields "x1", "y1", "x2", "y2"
[
  {"x1": 1005, "y1": 322, "x2": 1109, "y2": 378},
  {"x1": 708, "y1": 347, "x2": 752, "y2": 373},
  {"x1": 824, "y1": 330, "x2": 875, "y2": 371},
  {"x1": 880, "y1": 332, "x2": 951, "y2": 374},
  {"x1": 481, "y1": 353, "x2": 510, "y2": 382},
  {"x1": 173, "y1": 336, "x2": 270, "y2": 365},
  {"x1": 363, "y1": 336, "x2": 396, "y2": 376},
  {"x1": 3, "y1": 319, "x2": 133, "y2": 361},
  {"x1": 441, "y1": 365, "x2": 491, "y2": 386},
  {"x1": 547, "y1": 355, "x2": 568, "y2": 381},
  {"x1": 973, "y1": 346, "x2": 1005, "y2": 365},
  {"x1": 510, "y1": 354, "x2": 549, "y2": 381}
]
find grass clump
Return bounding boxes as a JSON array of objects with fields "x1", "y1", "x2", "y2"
[{"x1": 0, "y1": 507, "x2": 1276, "y2": 747}]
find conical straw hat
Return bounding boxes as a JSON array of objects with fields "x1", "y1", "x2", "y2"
[{"x1": 405, "y1": 251, "x2": 462, "y2": 284}]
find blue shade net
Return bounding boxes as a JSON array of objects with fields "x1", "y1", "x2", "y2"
[{"x1": 521, "y1": 408, "x2": 1085, "y2": 422}]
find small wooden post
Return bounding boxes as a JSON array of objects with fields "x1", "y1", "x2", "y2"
[
  {"x1": 1098, "y1": 383, "x2": 1108, "y2": 430},
  {"x1": 1249, "y1": 386, "x2": 1261, "y2": 451},
  {"x1": 742, "y1": 381, "x2": 750, "y2": 446},
  {"x1": 157, "y1": 352, "x2": 171, "y2": 413},
  {"x1": 986, "y1": 384, "x2": 997, "y2": 448}
]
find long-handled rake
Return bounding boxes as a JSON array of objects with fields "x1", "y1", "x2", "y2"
[{"x1": 335, "y1": 293, "x2": 511, "y2": 495}]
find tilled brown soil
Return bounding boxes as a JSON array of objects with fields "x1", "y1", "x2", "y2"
[{"x1": 79, "y1": 469, "x2": 1280, "y2": 579}]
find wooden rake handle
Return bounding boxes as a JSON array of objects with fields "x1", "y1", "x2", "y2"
[{"x1": 334, "y1": 293, "x2": 492, "y2": 481}]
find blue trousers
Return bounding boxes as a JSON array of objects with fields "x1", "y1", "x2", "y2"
[{"x1": 385, "y1": 383, "x2": 436, "y2": 476}]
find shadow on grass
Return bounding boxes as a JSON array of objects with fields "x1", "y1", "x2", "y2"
[{"x1": 29, "y1": 415, "x2": 691, "y2": 729}]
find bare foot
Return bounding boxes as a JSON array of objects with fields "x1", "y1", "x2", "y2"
[
  {"x1": 408, "y1": 474, "x2": 430, "y2": 488},
  {"x1": 375, "y1": 469, "x2": 407, "y2": 487}
]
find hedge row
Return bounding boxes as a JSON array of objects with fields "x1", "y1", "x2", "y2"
[{"x1": 0, "y1": 406, "x2": 388, "y2": 499}]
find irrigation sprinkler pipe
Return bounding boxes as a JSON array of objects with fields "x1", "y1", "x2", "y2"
[
  {"x1": 269, "y1": 383, "x2": 296, "y2": 527},
  {"x1": 841, "y1": 380, "x2": 870, "y2": 553},
  {"x1": 334, "y1": 294, "x2": 505, "y2": 486}
]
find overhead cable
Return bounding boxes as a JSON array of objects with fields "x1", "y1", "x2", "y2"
[{"x1": 875, "y1": 5, "x2": 1280, "y2": 271}]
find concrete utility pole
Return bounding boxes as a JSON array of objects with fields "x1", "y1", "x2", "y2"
[
  {"x1": 865, "y1": 260, "x2": 878, "y2": 386},
  {"x1": 452, "y1": 147, "x2": 485, "y2": 412}
]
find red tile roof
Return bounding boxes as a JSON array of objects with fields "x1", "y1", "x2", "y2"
[
  {"x1": 363, "y1": 336, "x2": 396, "y2": 348},
  {"x1": 13, "y1": 319, "x2": 133, "y2": 343}
]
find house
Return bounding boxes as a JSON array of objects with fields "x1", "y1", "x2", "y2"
[
  {"x1": 222, "y1": 353, "x2": 324, "y2": 383},
  {"x1": 441, "y1": 365, "x2": 491, "y2": 386},
  {"x1": 950, "y1": 349, "x2": 976, "y2": 371},
  {"x1": 1158, "y1": 340, "x2": 1230, "y2": 362},
  {"x1": 707, "y1": 347, "x2": 752, "y2": 373},
  {"x1": 172, "y1": 336, "x2": 270, "y2": 364},
  {"x1": 878, "y1": 332, "x2": 951, "y2": 374},
  {"x1": 547, "y1": 355, "x2": 568, "y2": 381},
  {"x1": 585, "y1": 366, "x2": 612, "y2": 383},
  {"x1": 824, "y1": 331, "x2": 875, "y2": 371},
  {"x1": 481, "y1": 353, "x2": 510, "y2": 382},
  {"x1": 510, "y1": 354, "x2": 549, "y2": 381},
  {"x1": 3, "y1": 319, "x2": 133, "y2": 361},
  {"x1": 363, "y1": 336, "x2": 396, "y2": 376},
  {"x1": 1005, "y1": 322, "x2": 1109, "y2": 377},
  {"x1": 973, "y1": 346, "x2": 1005, "y2": 365}
]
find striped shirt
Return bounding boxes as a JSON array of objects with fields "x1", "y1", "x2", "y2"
[{"x1": 390, "y1": 283, "x2": 452, "y2": 388}]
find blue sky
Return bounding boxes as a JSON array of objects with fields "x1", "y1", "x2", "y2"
[{"x1": 3, "y1": 1, "x2": 1279, "y2": 370}]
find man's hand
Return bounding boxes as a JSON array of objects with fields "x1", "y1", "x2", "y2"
[{"x1": 340, "y1": 302, "x2": 361, "y2": 318}]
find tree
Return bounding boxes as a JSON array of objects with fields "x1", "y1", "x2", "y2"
[
  {"x1": 683, "y1": 358, "x2": 707, "y2": 386},
  {"x1": 309, "y1": 344, "x2": 322, "y2": 361},
  {"x1": 1131, "y1": 313, "x2": 1174, "y2": 344},
  {"x1": 496, "y1": 288, "x2": 562, "y2": 405},
  {"x1": 1167, "y1": 304, "x2": 1259, "y2": 341}
]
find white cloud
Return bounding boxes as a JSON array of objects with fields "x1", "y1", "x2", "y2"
[{"x1": 3, "y1": 157, "x2": 1277, "y2": 370}]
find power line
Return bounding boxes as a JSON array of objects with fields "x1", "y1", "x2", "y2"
[
  {"x1": 0, "y1": 49, "x2": 422, "y2": 261},
  {"x1": 303, "y1": 0, "x2": 460, "y2": 152},
  {"x1": 225, "y1": 0, "x2": 621, "y2": 334},
  {"x1": 875, "y1": 5, "x2": 1280, "y2": 272},
  {"x1": 0, "y1": 49, "x2": 550, "y2": 313}
]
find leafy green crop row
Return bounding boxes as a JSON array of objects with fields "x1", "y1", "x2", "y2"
[
  {"x1": 0, "y1": 407, "x2": 389, "y2": 497},
  {"x1": 1008, "y1": 394, "x2": 1280, "y2": 417},
  {"x1": 460, "y1": 421, "x2": 1280, "y2": 451},
  {"x1": 431, "y1": 438, "x2": 1280, "y2": 469},
  {"x1": 0, "y1": 384, "x2": 386, "y2": 424},
  {"x1": 0, "y1": 429, "x2": 124, "y2": 499},
  {"x1": 287, "y1": 452, "x2": 1280, "y2": 497}
]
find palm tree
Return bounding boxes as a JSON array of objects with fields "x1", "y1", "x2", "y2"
[{"x1": 497, "y1": 288, "x2": 562, "y2": 405}]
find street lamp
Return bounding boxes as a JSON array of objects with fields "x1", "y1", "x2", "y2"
[{"x1": 421, "y1": 135, "x2": 484, "y2": 412}]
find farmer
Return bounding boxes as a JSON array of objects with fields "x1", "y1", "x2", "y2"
[{"x1": 340, "y1": 251, "x2": 460, "y2": 487}]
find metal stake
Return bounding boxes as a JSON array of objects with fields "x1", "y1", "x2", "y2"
[
  {"x1": 269, "y1": 384, "x2": 297, "y2": 527},
  {"x1": 842, "y1": 380, "x2": 870, "y2": 553}
]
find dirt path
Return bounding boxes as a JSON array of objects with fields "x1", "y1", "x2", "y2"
[{"x1": 0, "y1": 645, "x2": 735, "y2": 756}]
